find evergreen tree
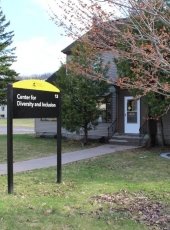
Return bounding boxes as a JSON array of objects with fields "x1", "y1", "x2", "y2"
[
  {"x1": 55, "y1": 63, "x2": 109, "y2": 144},
  {"x1": 0, "y1": 7, "x2": 17, "y2": 104},
  {"x1": 52, "y1": 42, "x2": 109, "y2": 144}
]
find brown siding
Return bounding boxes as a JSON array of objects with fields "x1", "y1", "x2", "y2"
[
  {"x1": 162, "y1": 110, "x2": 170, "y2": 144},
  {"x1": 35, "y1": 119, "x2": 57, "y2": 135},
  {"x1": 110, "y1": 87, "x2": 117, "y2": 122},
  {"x1": 117, "y1": 89, "x2": 131, "y2": 133},
  {"x1": 140, "y1": 97, "x2": 148, "y2": 129},
  {"x1": 101, "y1": 51, "x2": 118, "y2": 81}
]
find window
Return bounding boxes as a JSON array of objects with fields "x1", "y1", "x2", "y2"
[
  {"x1": 1, "y1": 106, "x2": 5, "y2": 111},
  {"x1": 41, "y1": 118, "x2": 57, "y2": 121},
  {"x1": 127, "y1": 99, "x2": 137, "y2": 123},
  {"x1": 97, "y1": 94, "x2": 112, "y2": 123}
]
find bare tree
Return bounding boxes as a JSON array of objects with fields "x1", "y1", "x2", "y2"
[{"x1": 49, "y1": 0, "x2": 170, "y2": 98}]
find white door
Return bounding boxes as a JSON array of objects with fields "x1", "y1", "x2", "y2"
[{"x1": 124, "y1": 97, "x2": 140, "y2": 134}]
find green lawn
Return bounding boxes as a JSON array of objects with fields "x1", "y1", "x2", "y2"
[
  {"x1": 0, "y1": 148, "x2": 169, "y2": 229},
  {"x1": 0, "y1": 134, "x2": 100, "y2": 163}
]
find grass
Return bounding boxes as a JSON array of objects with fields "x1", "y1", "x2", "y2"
[
  {"x1": 0, "y1": 147, "x2": 170, "y2": 229},
  {"x1": 0, "y1": 118, "x2": 34, "y2": 127},
  {"x1": 0, "y1": 134, "x2": 100, "y2": 163}
]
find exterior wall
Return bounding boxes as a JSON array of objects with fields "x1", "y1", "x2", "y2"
[
  {"x1": 34, "y1": 90, "x2": 170, "y2": 143},
  {"x1": 35, "y1": 119, "x2": 57, "y2": 136},
  {"x1": 162, "y1": 110, "x2": 170, "y2": 144},
  {"x1": 140, "y1": 98, "x2": 148, "y2": 123},
  {"x1": 86, "y1": 122, "x2": 111, "y2": 138},
  {"x1": 116, "y1": 90, "x2": 170, "y2": 144},
  {"x1": 136, "y1": 98, "x2": 170, "y2": 145},
  {"x1": 35, "y1": 118, "x2": 111, "y2": 139},
  {"x1": 35, "y1": 118, "x2": 78, "y2": 138},
  {"x1": 111, "y1": 88, "x2": 117, "y2": 122},
  {"x1": 66, "y1": 54, "x2": 72, "y2": 63},
  {"x1": 0, "y1": 105, "x2": 7, "y2": 118},
  {"x1": 100, "y1": 51, "x2": 118, "y2": 133},
  {"x1": 66, "y1": 51, "x2": 117, "y2": 81},
  {"x1": 101, "y1": 51, "x2": 118, "y2": 81},
  {"x1": 117, "y1": 89, "x2": 130, "y2": 133}
]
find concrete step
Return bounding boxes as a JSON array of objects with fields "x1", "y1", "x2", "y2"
[{"x1": 109, "y1": 134, "x2": 144, "y2": 146}]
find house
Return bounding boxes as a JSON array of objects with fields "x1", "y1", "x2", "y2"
[
  {"x1": 35, "y1": 41, "x2": 170, "y2": 146},
  {"x1": 0, "y1": 105, "x2": 7, "y2": 118}
]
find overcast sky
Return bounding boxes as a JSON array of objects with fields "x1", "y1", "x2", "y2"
[{"x1": 1, "y1": 0, "x2": 73, "y2": 77}]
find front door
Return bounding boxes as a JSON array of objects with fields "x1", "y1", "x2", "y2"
[{"x1": 124, "y1": 96, "x2": 140, "y2": 134}]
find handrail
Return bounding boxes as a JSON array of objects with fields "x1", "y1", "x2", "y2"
[{"x1": 108, "y1": 119, "x2": 117, "y2": 139}]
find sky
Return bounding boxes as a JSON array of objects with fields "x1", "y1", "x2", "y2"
[
  {"x1": 1, "y1": 0, "x2": 74, "y2": 77},
  {"x1": 1, "y1": 0, "x2": 124, "y2": 77}
]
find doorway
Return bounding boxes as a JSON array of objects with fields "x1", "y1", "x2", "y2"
[{"x1": 124, "y1": 96, "x2": 140, "y2": 134}]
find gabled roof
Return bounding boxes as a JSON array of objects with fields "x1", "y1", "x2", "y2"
[
  {"x1": 46, "y1": 71, "x2": 58, "y2": 83},
  {"x1": 61, "y1": 40, "x2": 77, "y2": 55},
  {"x1": 61, "y1": 18, "x2": 128, "y2": 55}
]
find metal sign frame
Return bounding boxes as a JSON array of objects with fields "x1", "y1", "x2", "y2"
[{"x1": 7, "y1": 80, "x2": 62, "y2": 194}]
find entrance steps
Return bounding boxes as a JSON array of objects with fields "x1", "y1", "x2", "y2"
[{"x1": 109, "y1": 133, "x2": 146, "y2": 146}]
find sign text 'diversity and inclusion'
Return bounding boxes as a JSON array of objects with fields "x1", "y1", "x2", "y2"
[{"x1": 13, "y1": 88, "x2": 59, "y2": 118}]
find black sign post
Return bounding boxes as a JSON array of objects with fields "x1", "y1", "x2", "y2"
[
  {"x1": 57, "y1": 94, "x2": 62, "y2": 183},
  {"x1": 7, "y1": 80, "x2": 61, "y2": 194},
  {"x1": 7, "y1": 84, "x2": 13, "y2": 194}
]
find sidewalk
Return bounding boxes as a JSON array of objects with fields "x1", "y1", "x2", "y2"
[{"x1": 0, "y1": 144, "x2": 138, "y2": 175}]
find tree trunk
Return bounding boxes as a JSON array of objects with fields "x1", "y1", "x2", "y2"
[
  {"x1": 148, "y1": 118, "x2": 157, "y2": 147},
  {"x1": 156, "y1": 118, "x2": 166, "y2": 146},
  {"x1": 83, "y1": 125, "x2": 88, "y2": 145}
]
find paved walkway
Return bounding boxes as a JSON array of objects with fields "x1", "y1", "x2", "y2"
[{"x1": 0, "y1": 144, "x2": 138, "y2": 175}]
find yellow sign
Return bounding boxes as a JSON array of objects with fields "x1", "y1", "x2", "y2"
[{"x1": 13, "y1": 79, "x2": 60, "y2": 92}]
